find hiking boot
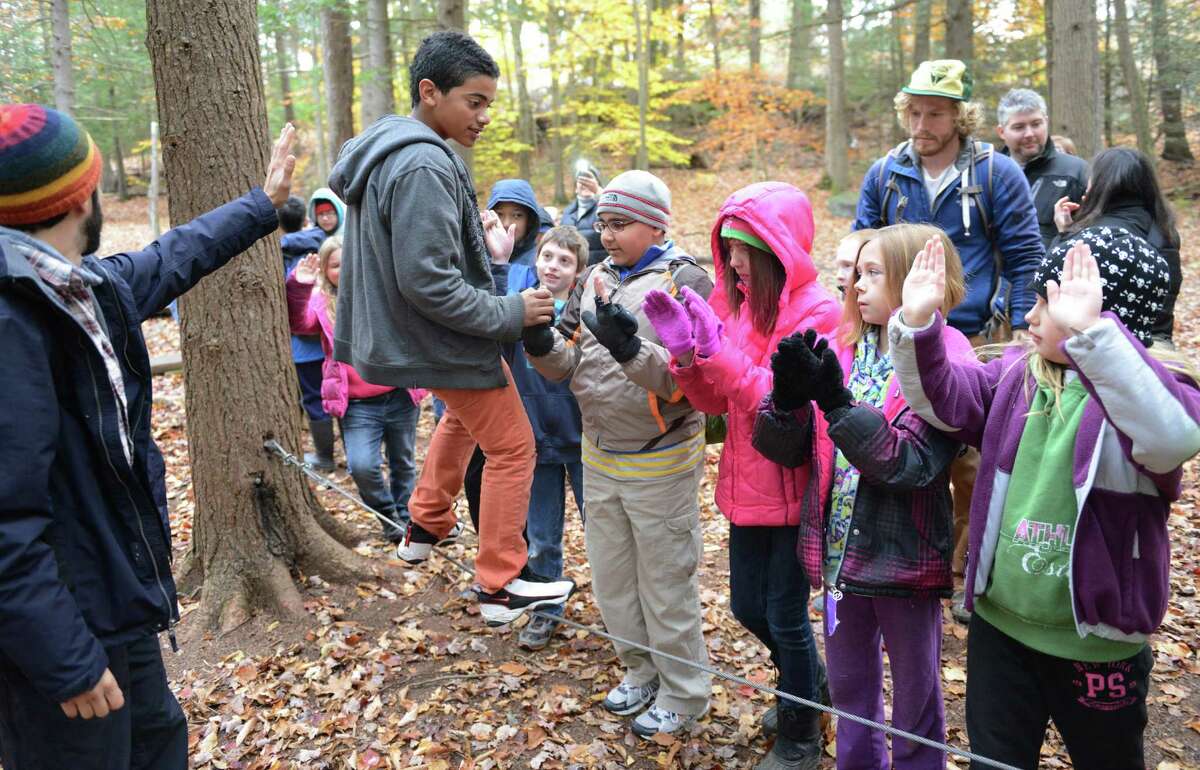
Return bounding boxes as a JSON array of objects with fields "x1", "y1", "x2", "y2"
[
  {"x1": 631, "y1": 703, "x2": 708, "y2": 739},
  {"x1": 394, "y1": 520, "x2": 463, "y2": 564},
  {"x1": 477, "y1": 575, "x2": 575, "y2": 627},
  {"x1": 762, "y1": 705, "x2": 778, "y2": 736},
  {"x1": 755, "y1": 707, "x2": 822, "y2": 770},
  {"x1": 763, "y1": 660, "x2": 830, "y2": 736},
  {"x1": 951, "y1": 589, "x2": 972, "y2": 624},
  {"x1": 518, "y1": 612, "x2": 560, "y2": 651},
  {"x1": 304, "y1": 418, "x2": 337, "y2": 472},
  {"x1": 601, "y1": 677, "x2": 660, "y2": 716}
]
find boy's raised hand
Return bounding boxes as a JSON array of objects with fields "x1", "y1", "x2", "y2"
[
  {"x1": 900, "y1": 236, "x2": 946, "y2": 328},
  {"x1": 481, "y1": 209, "x2": 516, "y2": 264},
  {"x1": 582, "y1": 274, "x2": 642, "y2": 363},
  {"x1": 642, "y1": 290, "x2": 696, "y2": 361},
  {"x1": 1045, "y1": 241, "x2": 1103, "y2": 334},
  {"x1": 292, "y1": 253, "x2": 320, "y2": 285},
  {"x1": 264, "y1": 124, "x2": 297, "y2": 209}
]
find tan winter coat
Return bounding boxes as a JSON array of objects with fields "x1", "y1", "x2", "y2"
[{"x1": 529, "y1": 243, "x2": 714, "y2": 453}]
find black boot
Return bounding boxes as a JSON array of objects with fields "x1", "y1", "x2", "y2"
[
  {"x1": 755, "y1": 706, "x2": 822, "y2": 770},
  {"x1": 304, "y1": 418, "x2": 337, "y2": 472},
  {"x1": 763, "y1": 660, "x2": 829, "y2": 737}
]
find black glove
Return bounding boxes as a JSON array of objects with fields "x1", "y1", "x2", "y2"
[
  {"x1": 770, "y1": 329, "x2": 823, "y2": 410},
  {"x1": 581, "y1": 295, "x2": 641, "y2": 363},
  {"x1": 522, "y1": 322, "x2": 556, "y2": 357}
]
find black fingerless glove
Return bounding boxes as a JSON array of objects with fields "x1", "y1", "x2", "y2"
[
  {"x1": 581, "y1": 297, "x2": 641, "y2": 363},
  {"x1": 522, "y1": 323, "x2": 556, "y2": 357}
]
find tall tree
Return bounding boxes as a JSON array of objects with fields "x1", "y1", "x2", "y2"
[
  {"x1": 1103, "y1": 0, "x2": 1113, "y2": 145},
  {"x1": 674, "y1": 0, "x2": 686, "y2": 72},
  {"x1": 913, "y1": 0, "x2": 931, "y2": 64},
  {"x1": 824, "y1": 0, "x2": 848, "y2": 192},
  {"x1": 438, "y1": 0, "x2": 466, "y2": 30},
  {"x1": 748, "y1": 0, "x2": 762, "y2": 70},
  {"x1": 109, "y1": 85, "x2": 128, "y2": 200},
  {"x1": 322, "y1": 6, "x2": 355, "y2": 152},
  {"x1": 145, "y1": 0, "x2": 380, "y2": 631},
  {"x1": 1049, "y1": 0, "x2": 1101, "y2": 160},
  {"x1": 1045, "y1": 0, "x2": 1054, "y2": 110},
  {"x1": 50, "y1": 0, "x2": 74, "y2": 114},
  {"x1": 508, "y1": 0, "x2": 535, "y2": 179},
  {"x1": 362, "y1": 0, "x2": 397, "y2": 125},
  {"x1": 273, "y1": 26, "x2": 296, "y2": 126},
  {"x1": 944, "y1": 0, "x2": 973, "y2": 65},
  {"x1": 707, "y1": 0, "x2": 721, "y2": 76},
  {"x1": 547, "y1": 1, "x2": 567, "y2": 202},
  {"x1": 1112, "y1": 0, "x2": 1152, "y2": 159},
  {"x1": 634, "y1": 0, "x2": 650, "y2": 168},
  {"x1": 1150, "y1": 0, "x2": 1193, "y2": 161},
  {"x1": 786, "y1": 0, "x2": 812, "y2": 89}
]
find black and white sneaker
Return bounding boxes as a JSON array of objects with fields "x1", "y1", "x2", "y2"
[
  {"x1": 477, "y1": 572, "x2": 575, "y2": 627},
  {"x1": 394, "y1": 520, "x2": 463, "y2": 564}
]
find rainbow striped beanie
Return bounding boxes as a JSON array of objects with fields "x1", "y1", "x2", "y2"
[{"x1": 0, "y1": 104, "x2": 102, "y2": 226}]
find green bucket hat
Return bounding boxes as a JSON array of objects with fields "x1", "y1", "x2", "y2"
[{"x1": 902, "y1": 59, "x2": 973, "y2": 101}]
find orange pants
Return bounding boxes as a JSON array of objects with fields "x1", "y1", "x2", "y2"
[{"x1": 408, "y1": 360, "x2": 536, "y2": 593}]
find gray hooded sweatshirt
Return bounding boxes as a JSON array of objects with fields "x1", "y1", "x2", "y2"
[{"x1": 329, "y1": 116, "x2": 526, "y2": 389}]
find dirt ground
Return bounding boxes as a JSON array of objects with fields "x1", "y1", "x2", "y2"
[{"x1": 95, "y1": 162, "x2": 1200, "y2": 769}]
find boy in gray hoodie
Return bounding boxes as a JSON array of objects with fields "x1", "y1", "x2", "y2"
[{"x1": 328, "y1": 31, "x2": 574, "y2": 626}]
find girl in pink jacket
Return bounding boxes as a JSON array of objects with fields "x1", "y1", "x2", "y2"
[
  {"x1": 287, "y1": 238, "x2": 425, "y2": 545},
  {"x1": 643, "y1": 182, "x2": 840, "y2": 770}
]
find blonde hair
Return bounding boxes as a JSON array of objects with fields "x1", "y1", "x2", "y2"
[
  {"x1": 894, "y1": 91, "x2": 985, "y2": 139},
  {"x1": 840, "y1": 223, "x2": 966, "y2": 347},
  {"x1": 836, "y1": 229, "x2": 876, "y2": 258},
  {"x1": 318, "y1": 236, "x2": 342, "y2": 324}
]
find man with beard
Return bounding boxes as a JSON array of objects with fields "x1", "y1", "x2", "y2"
[
  {"x1": 852, "y1": 61, "x2": 1043, "y2": 622},
  {"x1": 995, "y1": 88, "x2": 1089, "y2": 250},
  {"x1": 0, "y1": 104, "x2": 296, "y2": 769}
]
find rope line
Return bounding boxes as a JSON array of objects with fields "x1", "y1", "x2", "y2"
[{"x1": 265, "y1": 439, "x2": 1021, "y2": 770}]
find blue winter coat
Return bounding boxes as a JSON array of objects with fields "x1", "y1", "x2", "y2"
[
  {"x1": 0, "y1": 189, "x2": 279, "y2": 703},
  {"x1": 487, "y1": 179, "x2": 543, "y2": 266},
  {"x1": 853, "y1": 140, "x2": 1044, "y2": 335},
  {"x1": 281, "y1": 227, "x2": 327, "y2": 364},
  {"x1": 493, "y1": 263, "x2": 582, "y2": 464}
]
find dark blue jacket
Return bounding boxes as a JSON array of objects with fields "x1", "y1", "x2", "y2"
[
  {"x1": 281, "y1": 227, "x2": 327, "y2": 364},
  {"x1": 0, "y1": 189, "x2": 279, "y2": 702},
  {"x1": 487, "y1": 179, "x2": 542, "y2": 266},
  {"x1": 561, "y1": 197, "x2": 606, "y2": 265},
  {"x1": 853, "y1": 139, "x2": 1044, "y2": 335},
  {"x1": 493, "y1": 263, "x2": 582, "y2": 465}
]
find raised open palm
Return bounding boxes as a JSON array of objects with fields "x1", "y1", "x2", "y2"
[
  {"x1": 293, "y1": 253, "x2": 320, "y2": 285},
  {"x1": 1045, "y1": 241, "x2": 1103, "y2": 333},
  {"x1": 900, "y1": 236, "x2": 946, "y2": 327}
]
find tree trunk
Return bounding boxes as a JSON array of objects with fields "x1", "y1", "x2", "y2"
[
  {"x1": 634, "y1": 0, "x2": 650, "y2": 168},
  {"x1": 149, "y1": 120, "x2": 161, "y2": 237},
  {"x1": 944, "y1": 0, "x2": 973, "y2": 66},
  {"x1": 311, "y1": 50, "x2": 330, "y2": 184},
  {"x1": 1049, "y1": 0, "x2": 1101, "y2": 160},
  {"x1": 1104, "y1": 0, "x2": 1113, "y2": 146},
  {"x1": 674, "y1": 1, "x2": 685, "y2": 72},
  {"x1": 509, "y1": 0, "x2": 535, "y2": 179},
  {"x1": 824, "y1": 0, "x2": 848, "y2": 192},
  {"x1": 362, "y1": 0, "x2": 397, "y2": 125},
  {"x1": 786, "y1": 0, "x2": 812, "y2": 89},
  {"x1": 1112, "y1": 0, "x2": 1152, "y2": 159},
  {"x1": 109, "y1": 86, "x2": 128, "y2": 201},
  {"x1": 748, "y1": 0, "x2": 762, "y2": 71},
  {"x1": 1045, "y1": 0, "x2": 1054, "y2": 112},
  {"x1": 145, "y1": 0, "x2": 381, "y2": 633},
  {"x1": 273, "y1": 25, "x2": 297, "y2": 126},
  {"x1": 890, "y1": 7, "x2": 907, "y2": 143},
  {"x1": 913, "y1": 0, "x2": 931, "y2": 64},
  {"x1": 438, "y1": 0, "x2": 466, "y2": 30},
  {"x1": 322, "y1": 7, "x2": 356, "y2": 154},
  {"x1": 1150, "y1": 0, "x2": 1193, "y2": 162},
  {"x1": 547, "y1": 2, "x2": 567, "y2": 203},
  {"x1": 707, "y1": 0, "x2": 720, "y2": 76},
  {"x1": 50, "y1": 0, "x2": 74, "y2": 114}
]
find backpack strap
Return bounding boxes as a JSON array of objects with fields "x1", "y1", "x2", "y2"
[{"x1": 875, "y1": 140, "x2": 911, "y2": 227}]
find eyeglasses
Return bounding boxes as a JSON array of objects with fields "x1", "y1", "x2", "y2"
[{"x1": 594, "y1": 219, "x2": 635, "y2": 234}]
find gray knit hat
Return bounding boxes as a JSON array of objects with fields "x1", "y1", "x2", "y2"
[{"x1": 597, "y1": 170, "x2": 671, "y2": 230}]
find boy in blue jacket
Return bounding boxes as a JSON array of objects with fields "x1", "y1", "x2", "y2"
[
  {"x1": 488, "y1": 178, "x2": 544, "y2": 266},
  {"x1": 0, "y1": 104, "x2": 296, "y2": 770}
]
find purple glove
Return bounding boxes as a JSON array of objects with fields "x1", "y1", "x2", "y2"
[
  {"x1": 679, "y1": 285, "x2": 723, "y2": 357},
  {"x1": 643, "y1": 290, "x2": 696, "y2": 359}
]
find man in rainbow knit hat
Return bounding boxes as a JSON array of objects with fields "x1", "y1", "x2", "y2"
[{"x1": 0, "y1": 104, "x2": 296, "y2": 769}]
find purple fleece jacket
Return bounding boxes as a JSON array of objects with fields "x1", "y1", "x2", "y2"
[{"x1": 888, "y1": 311, "x2": 1200, "y2": 644}]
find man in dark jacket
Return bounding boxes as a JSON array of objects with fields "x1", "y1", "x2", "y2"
[
  {"x1": 560, "y1": 162, "x2": 607, "y2": 265},
  {"x1": 0, "y1": 103, "x2": 295, "y2": 769},
  {"x1": 995, "y1": 88, "x2": 1089, "y2": 250}
]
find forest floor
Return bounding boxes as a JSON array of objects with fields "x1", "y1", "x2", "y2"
[{"x1": 99, "y1": 161, "x2": 1200, "y2": 769}]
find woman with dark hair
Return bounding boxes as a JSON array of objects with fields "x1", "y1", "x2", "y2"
[{"x1": 1053, "y1": 146, "x2": 1182, "y2": 344}]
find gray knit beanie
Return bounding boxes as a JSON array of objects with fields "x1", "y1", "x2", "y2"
[{"x1": 597, "y1": 170, "x2": 671, "y2": 231}]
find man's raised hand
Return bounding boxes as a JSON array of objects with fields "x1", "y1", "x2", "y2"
[{"x1": 264, "y1": 124, "x2": 297, "y2": 209}]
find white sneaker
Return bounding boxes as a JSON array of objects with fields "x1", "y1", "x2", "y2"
[
  {"x1": 394, "y1": 520, "x2": 463, "y2": 564},
  {"x1": 477, "y1": 576, "x2": 575, "y2": 627},
  {"x1": 601, "y1": 677, "x2": 660, "y2": 716},
  {"x1": 631, "y1": 703, "x2": 707, "y2": 739}
]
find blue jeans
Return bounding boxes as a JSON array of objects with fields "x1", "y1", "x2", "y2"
[
  {"x1": 341, "y1": 391, "x2": 419, "y2": 541},
  {"x1": 527, "y1": 462, "x2": 583, "y2": 616}
]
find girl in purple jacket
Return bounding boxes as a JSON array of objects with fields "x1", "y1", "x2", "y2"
[
  {"x1": 889, "y1": 226, "x2": 1200, "y2": 769},
  {"x1": 757, "y1": 223, "x2": 975, "y2": 769}
]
